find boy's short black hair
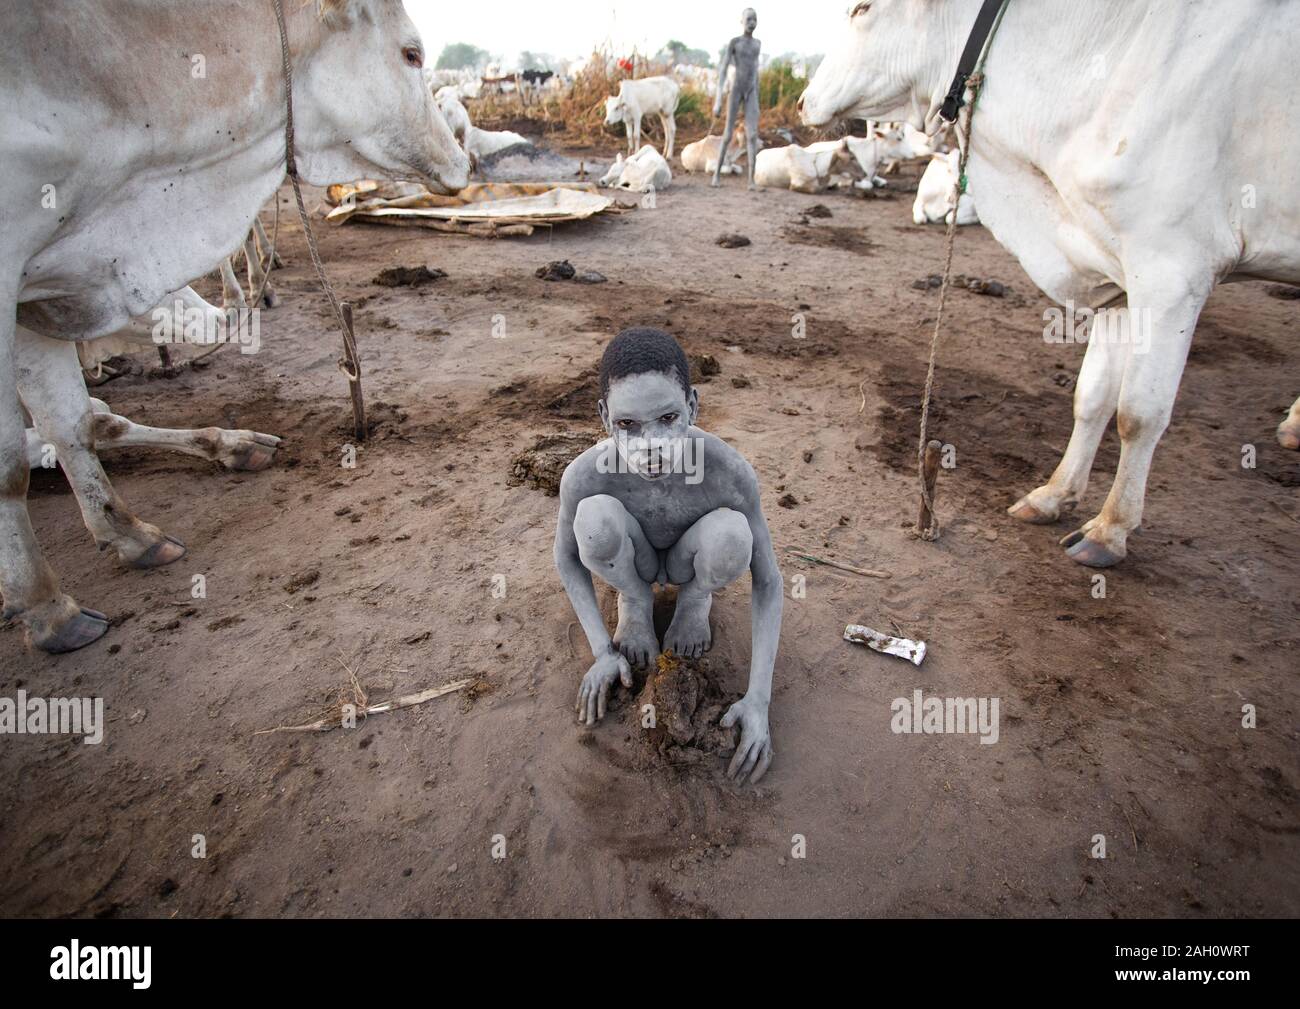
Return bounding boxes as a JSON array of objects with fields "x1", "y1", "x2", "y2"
[{"x1": 599, "y1": 327, "x2": 691, "y2": 400}]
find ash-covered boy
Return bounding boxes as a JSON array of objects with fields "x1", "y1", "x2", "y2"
[{"x1": 553, "y1": 327, "x2": 781, "y2": 783}]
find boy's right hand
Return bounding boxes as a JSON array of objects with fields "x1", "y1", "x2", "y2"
[{"x1": 576, "y1": 650, "x2": 633, "y2": 726}]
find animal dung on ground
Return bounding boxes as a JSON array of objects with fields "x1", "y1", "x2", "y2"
[
  {"x1": 536, "y1": 260, "x2": 576, "y2": 281},
  {"x1": 716, "y1": 233, "x2": 752, "y2": 248},
  {"x1": 843, "y1": 624, "x2": 927, "y2": 666},
  {"x1": 804, "y1": 204, "x2": 834, "y2": 219},
  {"x1": 634, "y1": 651, "x2": 739, "y2": 764},
  {"x1": 372, "y1": 265, "x2": 447, "y2": 288},
  {"x1": 507, "y1": 431, "x2": 600, "y2": 495},
  {"x1": 689, "y1": 353, "x2": 721, "y2": 382},
  {"x1": 911, "y1": 273, "x2": 1007, "y2": 297}
]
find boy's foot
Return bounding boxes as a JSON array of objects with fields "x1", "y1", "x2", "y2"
[
  {"x1": 664, "y1": 590, "x2": 713, "y2": 659},
  {"x1": 613, "y1": 592, "x2": 659, "y2": 667}
]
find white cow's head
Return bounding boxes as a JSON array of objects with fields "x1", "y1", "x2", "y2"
[
  {"x1": 604, "y1": 95, "x2": 627, "y2": 126},
  {"x1": 298, "y1": 0, "x2": 469, "y2": 193},
  {"x1": 799, "y1": 1, "x2": 948, "y2": 133}
]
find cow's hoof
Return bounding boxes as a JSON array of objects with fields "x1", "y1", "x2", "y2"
[
  {"x1": 228, "y1": 433, "x2": 282, "y2": 472},
  {"x1": 1008, "y1": 494, "x2": 1058, "y2": 524},
  {"x1": 1277, "y1": 420, "x2": 1300, "y2": 451},
  {"x1": 1060, "y1": 527, "x2": 1125, "y2": 568},
  {"x1": 127, "y1": 534, "x2": 187, "y2": 570},
  {"x1": 259, "y1": 288, "x2": 280, "y2": 310},
  {"x1": 36, "y1": 607, "x2": 110, "y2": 654}
]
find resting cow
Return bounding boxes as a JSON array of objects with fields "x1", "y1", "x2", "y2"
[
  {"x1": 913, "y1": 150, "x2": 979, "y2": 226},
  {"x1": 599, "y1": 146, "x2": 673, "y2": 193},
  {"x1": 800, "y1": 0, "x2": 1300, "y2": 567}
]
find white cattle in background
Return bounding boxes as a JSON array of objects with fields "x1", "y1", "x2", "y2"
[
  {"x1": 605, "y1": 76, "x2": 681, "y2": 158},
  {"x1": 755, "y1": 139, "x2": 864, "y2": 194},
  {"x1": 599, "y1": 145, "x2": 673, "y2": 193},
  {"x1": 0, "y1": 0, "x2": 469, "y2": 652},
  {"x1": 680, "y1": 126, "x2": 749, "y2": 175},
  {"x1": 433, "y1": 86, "x2": 530, "y2": 168},
  {"x1": 800, "y1": 0, "x2": 1300, "y2": 567},
  {"x1": 913, "y1": 150, "x2": 979, "y2": 226}
]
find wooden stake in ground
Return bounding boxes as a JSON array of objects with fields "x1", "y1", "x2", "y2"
[
  {"x1": 340, "y1": 302, "x2": 366, "y2": 442},
  {"x1": 917, "y1": 439, "x2": 943, "y2": 539}
]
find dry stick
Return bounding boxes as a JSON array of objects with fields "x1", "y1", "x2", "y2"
[
  {"x1": 917, "y1": 439, "x2": 943, "y2": 536},
  {"x1": 786, "y1": 548, "x2": 890, "y2": 580},
  {"x1": 252, "y1": 678, "x2": 473, "y2": 735}
]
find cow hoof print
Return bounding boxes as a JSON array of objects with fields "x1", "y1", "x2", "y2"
[
  {"x1": 1060, "y1": 528, "x2": 1125, "y2": 569},
  {"x1": 126, "y1": 534, "x2": 188, "y2": 570},
  {"x1": 37, "y1": 607, "x2": 110, "y2": 655}
]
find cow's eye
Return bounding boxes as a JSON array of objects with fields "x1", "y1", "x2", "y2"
[
  {"x1": 851, "y1": 2, "x2": 871, "y2": 17},
  {"x1": 403, "y1": 46, "x2": 423, "y2": 69}
]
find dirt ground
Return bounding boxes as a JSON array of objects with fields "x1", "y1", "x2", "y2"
[{"x1": 1, "y1": 143, "x2": 1297, "y2": 918}]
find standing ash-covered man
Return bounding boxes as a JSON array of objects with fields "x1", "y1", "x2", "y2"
[{"x1": 712, "y1": 8, "x2": 762, "y2": 190}]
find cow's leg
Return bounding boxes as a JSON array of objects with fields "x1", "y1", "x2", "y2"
[
  {"x1": 85, "y1": 400, "x2": 280, "y2": 472},
  {"x1": 1059, "y1": 278, "x2": 1207, "y2": 567},
  {"x1": 28, "y1": 398, "x2": 278, "y2": 471},
  {"x1": 631, "y1": 113, "x2": 643, "y2": 155},
  {"x1": 252, "y1": 214, "x2": 283, "y2": 269},
  {"x1": 15, "y1": 328, "x2": 187, "y2": 570},
  {"x1": 1009, "y1": 308, "x2": 1127, "y2": 523},
  {"x1": 1277, "y1": 395, "x2": 1300, "y2": 450},
  {"x1": 219, "y1": 257, "x2": 247, "y2": 313},
  {"x1": 1, "y1": 300, "x2": 106, "y2": 652},
  {"x1": 624, "y1": 118, "x2": 635, "y2": 156},
  {"x1": 661, "y1": 112, "x2": 676, "y2": 159},
  {"x1": 243, "y1": 233, "x2": 278, "y2": 309}
]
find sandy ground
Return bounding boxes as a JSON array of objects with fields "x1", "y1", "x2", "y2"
[{"x1": 1, "y1": 145, "x2": 1297, "y2": 918}]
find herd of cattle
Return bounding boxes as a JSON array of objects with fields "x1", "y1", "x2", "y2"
[{"x1": 1, "y1": 0, "x2": 1296, "y2": 655}]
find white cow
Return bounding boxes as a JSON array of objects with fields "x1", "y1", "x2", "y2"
[
  {"x1": 599, "y1": 145, "x2": 673, "y2": 193},
  {"x1": 433, "y1": 86, "x2": 530, "y2": 169},
  {"x1": 605, "y1": 76, "x2": 681, "y2": 158},
  {"x1": 913, "y1": 150, "x2": 979, "y2": 226},
  {"x1": 754, "y1": 139, "x2": 864, "y2": 194},
  {"x1": 0, "y1": 0, "x2": 469, "y2": 652},
  {"x1": 801, "y1": 0, "x2": 1300, "y2": 567},
  {"x1": 680, "y1": 126, "x2": 749, "y2": 176}
]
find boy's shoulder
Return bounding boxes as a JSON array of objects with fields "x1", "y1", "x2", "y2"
[
  {"x1": 695, "y1": 429, "x2": 760, "y2": 491},
  {"x1": 557, "y1": 437, "x2": 615, "y2": 501}
]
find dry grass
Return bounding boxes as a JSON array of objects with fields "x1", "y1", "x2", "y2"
[{"x1": 469, "y1": 45, "x2": 812, "y2": 150}]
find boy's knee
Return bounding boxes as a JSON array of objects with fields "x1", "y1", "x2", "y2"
[
  {"x1": 574, "y1": 494, "x2": 627, "y2": 566},
  {"x1": 697, "y1": 508, "x2": 752, "y2": 582}
]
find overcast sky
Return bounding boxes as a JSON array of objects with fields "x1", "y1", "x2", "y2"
[{"x1": 403, "y1": 1, "x2": 845, "y2": 66}]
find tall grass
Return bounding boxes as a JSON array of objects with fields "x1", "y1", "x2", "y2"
[{"x1": 469, "y1": 45, "x2": 809, "y2": 148}]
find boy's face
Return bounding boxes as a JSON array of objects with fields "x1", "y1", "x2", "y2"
[{"x1": 599, "y1": 371, "x2": 699, "y2": 481}]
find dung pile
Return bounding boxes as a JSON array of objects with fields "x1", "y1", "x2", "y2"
[
  {"x1": 632, "y1": 652, "x2": 740, "y2": 766},
  {"x1": 507, "y1": 431, "x2": 600, "y2": 495}
]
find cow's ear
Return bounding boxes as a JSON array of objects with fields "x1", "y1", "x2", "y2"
[{"x1": 317, "y1": 0, "x2": 361, "y2": 28}]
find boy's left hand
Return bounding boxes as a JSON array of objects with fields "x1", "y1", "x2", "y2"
[{"x1": 720, "y1": 694, "x2": 773, "y2": 784}]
